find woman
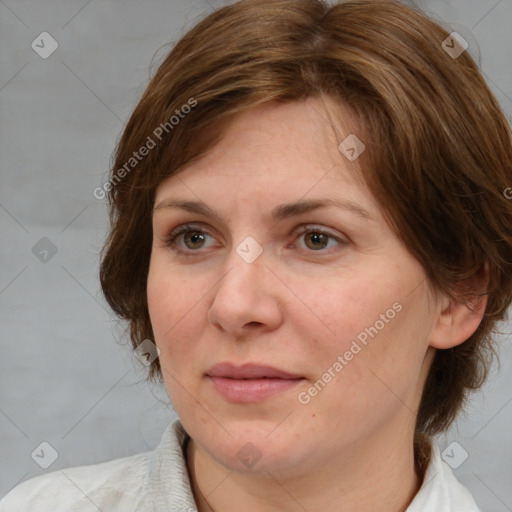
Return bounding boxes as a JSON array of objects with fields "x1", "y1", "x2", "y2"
[{"x1": 2, "y1": 0, "x2": 511, "y2": 510}]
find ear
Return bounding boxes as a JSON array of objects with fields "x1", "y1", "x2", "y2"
[{"x1": 429, "y1": 261, "x2": 489, "y2": 349}]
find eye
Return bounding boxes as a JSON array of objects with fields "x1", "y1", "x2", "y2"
[
  {"x1": 163, "y1": 224, "x2": 218, "y2": 255},
  {"x1": 293, "y1": 225, "x2": 347, "y2": 252}
]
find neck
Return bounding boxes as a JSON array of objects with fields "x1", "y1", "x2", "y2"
[{"x1": 185, "y1": 426, "x2": 427, "y2": 512}]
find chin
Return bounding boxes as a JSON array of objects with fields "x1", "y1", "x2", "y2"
[{"x1": 193, "y1": 421, "x2": 309, "y2": 474}]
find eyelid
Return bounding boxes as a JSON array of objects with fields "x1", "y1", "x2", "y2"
[{"x1": 293, "y1": 223, "x2": 346, "y2": 240}]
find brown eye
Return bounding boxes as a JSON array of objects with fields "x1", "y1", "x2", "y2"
[
  {"x1": 294, "y1": 226, "x2": 347, "y2": 253},
  {"x1": 304, "y1": 232, "x2": 329, "y2": 250},
  {"x1": 183, "y1": 230, "x2": 207, "y2": 249},
  {"x1": 164, "y1": 224, "x2": 217, "y2": 255}
]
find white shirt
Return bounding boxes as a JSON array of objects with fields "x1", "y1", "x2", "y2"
[{"x1": 0, "y1": 419, "x2": 481, "y2": 511}]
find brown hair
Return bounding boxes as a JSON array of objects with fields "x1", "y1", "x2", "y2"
[{"x1": 99, "y1": 0, "x2": 512, "y2": 443}]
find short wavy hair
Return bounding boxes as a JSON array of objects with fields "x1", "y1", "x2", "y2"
[{"x1": 99, "y1": 0, "x2": 512, "y2": 443}]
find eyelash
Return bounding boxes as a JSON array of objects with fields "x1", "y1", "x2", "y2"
[{"x1": 163, "y1": 223, "x2": 347, "y2": 257}]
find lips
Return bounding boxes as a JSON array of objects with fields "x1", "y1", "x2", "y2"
[
  {"x1": 206, "y1": 362, "x2": 302, "y2": 380},
  {"x1": 206, "y1": 362, "x2": 304, "y2": 403}
]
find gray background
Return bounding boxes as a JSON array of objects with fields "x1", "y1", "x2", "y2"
[{"x1": 1, "y1": 0, "x2": 511, "y2": 509}]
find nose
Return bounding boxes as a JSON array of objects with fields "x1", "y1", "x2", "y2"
[{"x1": 207, "y1": 254, "x2": 284, "y2": 337}]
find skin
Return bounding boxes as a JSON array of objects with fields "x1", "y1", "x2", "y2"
[{"x1": 147, "y1": 96, "x2": 487, "y2": 512}]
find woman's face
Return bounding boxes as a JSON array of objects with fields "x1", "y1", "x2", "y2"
[{"x1": 147, "y1": 96, "x2": 440, "y2": 475}]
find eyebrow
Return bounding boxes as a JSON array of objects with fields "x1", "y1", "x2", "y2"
[{"x1": 153, "y1": 197, "x2": 372, "y2": 222}]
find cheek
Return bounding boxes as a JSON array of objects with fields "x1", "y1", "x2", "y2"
[
  {"x1": 305, "y1": 277, "x2": 426, "y2": 388},
  {"x1": 147, "y1": 267, "x2": 205, "y2": 411},
  {"x1": 147, "y1": 263, "x2": 200, "y2": 356},
  {"x1": 146, "y1": 263, "x2": 222, "y2": 397},
  {"x1": 147, "y1": 271, "x2": 171, "y2": 339},
  {"x1": 302, "y1": 278, "x2": 393, "y2": 350},
  {"x1": 330, "y1": 299, "x2": 429, "y2": 415}
]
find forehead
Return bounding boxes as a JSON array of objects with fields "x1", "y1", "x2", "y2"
[
  {"x1": 195, "y1": 98, "x2": 353, "y2": 168},
  {"x1": 154, "y1": 97, "x2": 377, "y2": 213}
]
